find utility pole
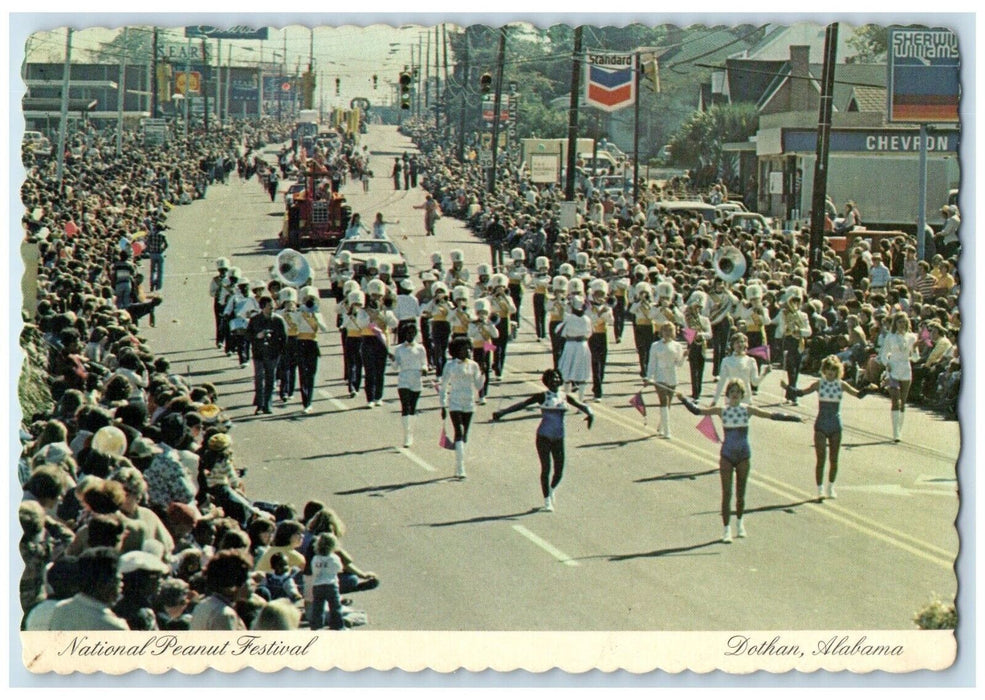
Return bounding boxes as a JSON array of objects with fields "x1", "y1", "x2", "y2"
[
  {"x1": 434, "y1": 24, "x2": 441, "y2": 128},
  {"x1": 442, "y1": 24, "x2": 449, "y2": 130},
  {"x1": 424, "y1": 30, "x2": 430, "y2": 111},
  {"x1": 216, "y1": 39, "x2": 222, "y2": 127},
  {"x1": 487, "y1": 26, "x2": 507, "y2": 194},
  {"x1": 564, "y1": 26, "x2": 583, "y2": 201},
  {"x1": 151, "y1": 27, "x2": 159, "y2": 118},
  {"x1": 202, "y1": 39, "x2": 210, "y2": 133},
  {"x1": 632, "y1": 51, "x2": 641, "y2": 204},
  {"x1": 116, "y1": 27, "x2": 128, "y2": 156},
  {"x1": 808, "y1": 22, "x2": 838, "y2": 280},
  {"x1": 416, "y1": 38, "x2": 423, "y2": 118},
  {"x1": 258, "y1": 40, "x2": 264, "y2": 119},
  {"x1": 183, "y1": 38, "x2": 191, "y2": 143},
  {"x1": 225, "y1": 43, "x2": 232, "y2": 123},
  {"x1": 55, "y1": 28, "x2": 72, "y2": 192},
  {"x1": 457, "y1": 28, "x2": 469, "y2": 163}
]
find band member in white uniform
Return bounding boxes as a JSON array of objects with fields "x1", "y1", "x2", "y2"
[
  {"x1": 422, "y1": 282, "x2": 453, "y2": 377},
  {"x1": 277, "y1": 287, "x2": 300, "y2": 402},
  {"x1": 210, "y1": 257, "x2": 230, "y2": 349},
  {"x1": 771, "y1": 286, "x2": 812, "y2": 404},
  {"x1": 683, "y1": 291, "x2": 713, "y2": 400},
  {"x1": 468, "y1": 299, "x2": 499, "y2": 405},
  {"x1": 487, "y1": 274, "x2": 517, "y2": 380},
  {"x1": 586, "y1": 279, "x2": 615, "y2": 401},
  {"x1": 296, "y1": 286, "x2": 329, "y2": 414},
  {"x1": 340, "y1": 288, "x2": 366, "y2": 398},
  {"x1": 357, "y1": 280, "x2": 398, "y2": 407},
  {"x1": 531, "y1": 257, "x2": 552, "y2": 342},
  {"x1": 506, "y1": 248, "x2": 529, "y2": 336}
]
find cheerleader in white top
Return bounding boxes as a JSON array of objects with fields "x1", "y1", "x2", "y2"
[
  {"x1": 644, "y1": 323, "x2": 686, "y2": 438},
  {"x1": 711, "y1": 333, "x2": 770, "y2": 406},
  {"x1": 879, "y1": 312, "x2": 919, "y2": 442},
  {"x1": 393, "y1": 324, "x2": 429, "y2": 447},
  {"x1": 782, "y1": 355, "x2": 869, "y2": 500},
  {"x1": 492, "y1": 369, "x2": 594, "y2": 512},
  {"x1": 679, "y1": 380, "x2": 802, "y2": 543},
  {"x1": 439, "y1": 338, "x2": 486, "y2": 479}
]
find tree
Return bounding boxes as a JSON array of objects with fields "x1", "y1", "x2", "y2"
[
  {"x1": 667, "y1": 103, "x2": 759, "y2": 189},
  {"x1": 846, "y1": 25, "x2": 889, "y2": 64}
]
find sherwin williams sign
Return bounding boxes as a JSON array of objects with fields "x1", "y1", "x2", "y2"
[{"x1": 887, "y1": 28, "x2": 960, "y2": 123}]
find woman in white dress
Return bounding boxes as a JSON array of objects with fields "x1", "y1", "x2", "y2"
[
  {"x1": 557, "y1": 296, "x2": 593, "y2": 402},
  {"x1": 879, "y1": 312, "x2": 918, "y2": 442},
  {"x1": 644, "y1": 323, "x2": 686, "y2": 438}
]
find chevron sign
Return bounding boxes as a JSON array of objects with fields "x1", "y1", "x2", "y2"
[{"x1": 585, "y1": 52, "x2": 637, "y2": 112}]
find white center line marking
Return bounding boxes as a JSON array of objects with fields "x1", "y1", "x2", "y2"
[
  {"x1": 396, "y1": 447, "x2": 437, "y2": 472},
  {"x1": 317, "y1": 388, "x2": 349, "y2": 411},
  {"x1": 512, "y1": 525, "x2": 580, "y2": 567}
]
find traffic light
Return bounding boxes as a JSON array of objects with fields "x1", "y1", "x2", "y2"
[
  {"x1": 373, "y1": 74, "x2": 378, "y2": 89},
  {"x1": 480, "y1": 72, "x2": 492, "y2": 95},
  {"x1": 399, "y1": 72, "x2": 412, "y2": 110},
  {"x1": 335, "y1": 77, "x2": 341, "y2": 96}
]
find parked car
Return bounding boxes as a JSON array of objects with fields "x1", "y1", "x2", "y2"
[
  {"x1": 656, "y1": 200, "x2": 718, "y2": 223},
  {"x1": 723, "y1": 212, "x2": 773, "y2": 234},
  {"x1": 714, "y1": 201, "x2": 748, "y2": 222}
]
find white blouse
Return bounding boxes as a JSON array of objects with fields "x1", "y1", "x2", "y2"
[{"x1": 439, "y1": 359, "x2": 485, "y2": 412}]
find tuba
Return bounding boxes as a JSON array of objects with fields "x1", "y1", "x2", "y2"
[
  {"x1": 713, "y1": 246, "x2": 746, "y2": 283},
  {"x1": 272, "y1": 248, "x2": 312, "y2": 288}
]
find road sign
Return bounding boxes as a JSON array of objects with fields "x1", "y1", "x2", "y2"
[
  {"x1": 481, "y1": 96, "x2": 510, "y2": 123},
  {"x1": 479, "y1": 149, "x2": 493, "y2": 167},
  {"x1": 887, "y1": 28, "x2": 960, "y2": 123},
  {"x1": 584, "y1": 52, "x2": 637, "y2": 112},
  {"x1": 529, "y1": 153, "x2": 560, "y2": 183}
]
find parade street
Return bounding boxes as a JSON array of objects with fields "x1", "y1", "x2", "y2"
[{"x1": 139, "y1": 124, "x2": 959, "y2": 632}]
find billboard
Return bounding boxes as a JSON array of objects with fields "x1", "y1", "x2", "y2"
[
  {"x1": 185, "y1": 26, "x2": 269, "y2": 40},
  {"x1": 887, "y1": 28, "x2": 960, "y2": 123}
]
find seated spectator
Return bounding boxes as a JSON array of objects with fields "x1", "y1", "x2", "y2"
[
  {"x1": 48, "y1": 547, "x2": 129, "y2": 631},
  {"x1": 190, "y1": 549, "x2": 254, "y2": 631}
]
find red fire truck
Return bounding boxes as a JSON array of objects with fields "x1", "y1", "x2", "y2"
[{"x1": 279, "y1": 165, "x2": 351, "y2": 250}]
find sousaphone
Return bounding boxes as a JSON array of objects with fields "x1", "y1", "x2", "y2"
[
  {"x1": 713, "y1": 246, "x2": 746, "y2": 283},
  {"x1": 272, "y1": 248, "x2": 313, "y2": 288}
]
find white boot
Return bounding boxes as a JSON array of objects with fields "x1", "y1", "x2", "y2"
[
  {"x1": 898, "y1": 411, "x2": 905, "y2": 440},
  {"x1": 402, "y1": 415, "x2": 413, "y2": 447},
  {"x1": 817, "y1": 484, "x2": 825, "y2": 500},
  {"x1": 736, "y1": 517, "x2": 747, "y2": 538},
  {"x1": 454, "y1": 441, "x2": 466, "y2": 478},
  {"x1": 543, "y1": 495, "x2": 554, "y2": 512},
  {"x1": 722, "y1": 519, "x2": 733, "y2": 543},
  {"x1": 891, "y1": 411, "x2": 901, "y2": 442},
  {"x1": 575, "y1": 384, "x2": 585, "y2": 404},
  {"x1": 825, "y1": 481, "x2": 837, "y2": 499},
  {"x1": 660, "y1": 406, "x2": 671, "y2": 438}
]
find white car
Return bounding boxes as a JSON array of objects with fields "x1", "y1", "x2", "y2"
[
  {"x1": 331, "y1": 238, "x2": 409, "y2": 290},
  {"x1": 723, "y1": 212, "x2": 773, "y2": 234}
]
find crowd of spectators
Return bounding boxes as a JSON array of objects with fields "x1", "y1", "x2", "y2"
[
  {"x1": 401, "y1": 118, "x2": 961, "y2": 415},
  {"x1": 18, "y1": 117, "x2": 377, "y2": 632}
]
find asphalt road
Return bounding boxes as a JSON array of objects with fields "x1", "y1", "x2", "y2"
[{"x1": 138, "y1": 125, "x2": 959, "y2": 631}]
